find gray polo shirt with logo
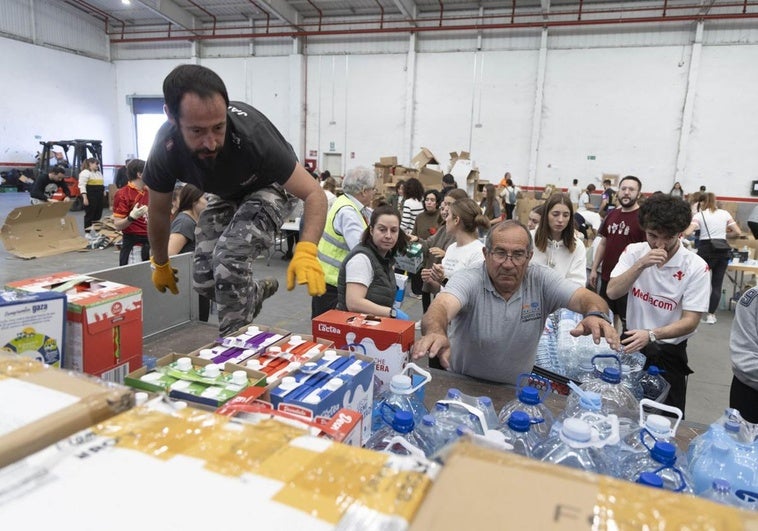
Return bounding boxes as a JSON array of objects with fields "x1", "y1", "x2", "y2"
[{"x1": 445, "y1": 263, "x2": 577, "y2": 385}]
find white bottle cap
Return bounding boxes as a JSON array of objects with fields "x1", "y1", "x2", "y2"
[
  {"x1": 242, "y1": 349, "x2": 257, "y2": 357},
  {"x1": 203, "y1": 364, "x2": 220, "y2": 378},
  {"x1": 134, "y1": 392, "x2": 148, "y2": 406},
  {"x1": 289, "y1": 335, "x2": 305, "y2": 345},
  {"x1": 246, "y1": 359, "x2": 262, "y2": 369},
  {"x1": 326, "y1": 378, "x2": 344, "y2": 390},
  {"x1": 302, "y1": 361, "x2": 319, "y2": 373},
  {"x1": 279, "y1": 376, "x2": 297, "y2": 390},
  {"x1": 246, "y1": 325, "x2": 261, "y2": 335},
  {"x1": 322, "y1": 349, "x2": 339, "y2": 361},
  {"x1": 176, "y1": 357, "x2": 192, "y2": 371},
  {"x1": 645, "y1": 414, "x2": 672, "y2": 435},
  {"x1": 268, "y1": 346, "x2": 282, "y2": 354},
  {"x1": 199, "y1": 349, "x2": 215, "y2": 359},
  {"x1": 231, "y1": 370, "x2": 248, "y2": 385}
]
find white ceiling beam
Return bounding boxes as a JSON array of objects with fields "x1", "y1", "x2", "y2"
[
  {"x1": 255, "y1": 0, "x2": 301, "y2": 27},
  {"x1": 392, "y1": 0, "x2": 417, "y2": 22},
  {"x1": 134, "y1": 0, "x2": 197, "y2": 31}
]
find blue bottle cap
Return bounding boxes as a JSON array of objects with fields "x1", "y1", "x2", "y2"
[
  {"x1": 421, "y1": 414, "x2": 436, "y2": 427},
  {"x1": 478, "y1": 396, "x2": 493, "y2": 407},
  {"x1": 650, "y1": 441, "x2": 677, "y2": 465},
  {"x1": 600, "y1": 366, "x2": 621, "y2": 384},
  {"x1": 435, "y1": 402, "x2": 450, "y2": 412},
  {"x1": 636, "y1": 472, "x2": 664, "y2": 488},
  {"x1": 392, "y1": 410, "x2": 415, "y2": 433},
  {"x1": 507, "y1": 411, "x2": 531, "y2": 432},
  {"x1": 518, "y1": 386, "x2": 540, "y2": 405},
  {"x1": 647, "y1": 365, "x2": 661, "y2": 376},
  {"x1": 447, "y1": 388, "x2": 462, "y2": 399},
  {"x1": 578, "y1": 391, "x2": 602, "y2": 412}
]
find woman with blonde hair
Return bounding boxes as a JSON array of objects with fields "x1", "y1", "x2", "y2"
[
  {"x1": 684, "y1": 192, "x2": 743, "y2": 324},
  {"x1": 78, "y1": 157, "x2": 105, "y2": 235},
  {"x1": 531, "y1": 192, "x2": 586, "y2": 286}
]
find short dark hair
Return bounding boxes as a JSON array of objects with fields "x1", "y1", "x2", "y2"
[
  {"x1": 619, "y1": 175, "x2": 642, "y2": 191},
  {"x1": 50, "y1": 166, "x2": 66, "y2": 175},
  {"x1": 126, "y1": 159, "x2": 146, "y2": 181},
  {"x1": 403, "y1": 177, "x2": 425, "y2": 201},
  {"x1": 361, "y1": 204, "x2": 408, "y2": 256},
  {"x1": 442, "y1": 173, "x2": 456, "y2": 185},
  {"x1": 638, "y1": 192, "x2": 692, "y2": 235},
  {"x1": 163, "y1": 64, "x2": 230, "y2": 122}
]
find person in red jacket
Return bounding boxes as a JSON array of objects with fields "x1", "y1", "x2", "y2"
[{"x1": 112, "y1": 159, "x2": 150, "y2": 266}]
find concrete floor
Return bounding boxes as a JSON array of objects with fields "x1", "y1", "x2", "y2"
[{"x1": 0, "y1": 191, "x2": 737, "y2": 426}]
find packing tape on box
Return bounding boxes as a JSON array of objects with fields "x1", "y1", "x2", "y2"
[{"x1": 89, "y1": 406, "x2": 433, "y2": 525}]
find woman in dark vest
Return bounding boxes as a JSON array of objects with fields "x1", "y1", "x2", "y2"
[{"x1": 337, "y1": 205, "x2": 410, "y2": 320}]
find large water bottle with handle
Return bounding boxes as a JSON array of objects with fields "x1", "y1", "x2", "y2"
[
  {"x1": 498, "y1": 410, "x2": 544, "y2": 458},
  {"x1": 371, "y1": 363, "x2": 431, "y2": 433},
  {"x1": 608, "y1": 399, "x2": 685, "y2": 478},
  {"x1": 565, "y1": 354, "x2": 639, "y2": 423},
  {"x1": 531, "y1": 418, "x2": 612, "y2": 475},
  {"x1": 637, "y1": 365, "x2": 669, "y2": 402},
  {"x1": 620, "y1": 440, "x2": 693, "y2": 493},
  {"x1": 364, "y1": 410, "x2": 427, "y2": 459},
  {"x1": 497, "y1": 373, "x2": 555, "y2": 439}
]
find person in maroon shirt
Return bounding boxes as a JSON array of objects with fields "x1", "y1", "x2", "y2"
[
  {"x1": 112, "y1": 159, "x2": 150, "y2": 266},
  {"x1": 589, "y1": 175, "x2": 645, "y2": 331}
]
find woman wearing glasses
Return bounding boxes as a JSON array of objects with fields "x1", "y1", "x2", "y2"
[{"x1": 530, "y1": 193, "x2": 586, "y2": 287}]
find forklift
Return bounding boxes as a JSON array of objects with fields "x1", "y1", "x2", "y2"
[{"x1": 34, "y1": 140, "x2": 103, "y2": 211}]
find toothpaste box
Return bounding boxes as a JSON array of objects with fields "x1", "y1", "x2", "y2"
[{"x1": 0, "y1": 290, "x2": 67, "y2": 368}]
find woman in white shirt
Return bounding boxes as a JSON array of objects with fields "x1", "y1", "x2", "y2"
[
  {"x1": 427, "y1": 198, "x2": 490, "y2": 291},
  {"x1": 684, "y1": 192, "x2": 743, "y2": 324},
  {"x1": 530, "y1": 192, "x2": 587, "y2": 287}
]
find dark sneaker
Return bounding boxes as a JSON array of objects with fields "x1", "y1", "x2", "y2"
[{"x1": 252, "y1": 277, "x2": 279, "y2": 319}]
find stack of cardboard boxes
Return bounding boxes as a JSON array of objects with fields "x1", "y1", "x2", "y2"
[{"x1": 373, "y1": 148, "x2": 480, "y2": 197}]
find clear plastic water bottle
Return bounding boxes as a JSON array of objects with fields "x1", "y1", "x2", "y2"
[
  {"x1": 498, "y1": 411, "x2": 542, "y2": 458},
  {"x1": 572, "y1": 356, "x2": 596, "y2": 383},
  {"x1": 566, "y1": 355, "x2": 639, "y2": 422},
  {"x1": 701, "y1": 479, "x2": 743, "y2": 508},
  {"x1": 414, "y1": 414, "x2": 446, "y2": 457},
  {"x1": 364, "y1": 410, "x2": 426, "y2": 457},
  {"x1": 371, "y1": 366, "x2": 430, "y2": 433},
  {"x1": 497, "y1": 374, "x2": 555, "y2": 439},
  {"x1": 442, "y1": 388, "x2": 500, "y2": 431},
  {"x1": 532, "y1": 418, "x2": 611, "y2": 475},
  {"x1": 621, "y1": 440, "x2": 693, "y2": 493},
  {"x1": 638, "y1": 365, "x2": 668, "y2": 401},
  {"x1": 431, "y1": 402, "x2": 483, "y2": 443},
  {"x1": 620, "y1": 364, "x2": 644, "y2": 401},
  {"x1": 689, "y1": 441, "x2": 754, "y2": 494}
]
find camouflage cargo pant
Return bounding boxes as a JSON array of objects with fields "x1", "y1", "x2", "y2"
[{"x1": 193, "y1": 185, "x2": 296, "y2": 335}]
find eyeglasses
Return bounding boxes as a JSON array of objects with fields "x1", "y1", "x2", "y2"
[{"x1": 487, "y1": 249, "x2": 529, "y2": 265}]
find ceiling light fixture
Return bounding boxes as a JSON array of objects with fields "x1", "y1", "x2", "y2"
[{"x1": 121, "y1": 0, "x2": 131, "y2": 5}]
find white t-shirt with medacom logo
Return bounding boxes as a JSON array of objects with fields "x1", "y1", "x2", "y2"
[{"x1": 611, "y1": 242, "x2": 709, "y2": 344}]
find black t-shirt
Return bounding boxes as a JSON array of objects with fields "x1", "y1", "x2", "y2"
[
  {"x1": 30, "y1": 174, "x2": 70, "y2": 201},
  {"x1": 142, "y1": 101, "x2": 298, "y2": 200}
]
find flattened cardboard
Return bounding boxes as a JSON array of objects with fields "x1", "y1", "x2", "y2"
[
  {"x1": 0, "y1": 353, "x2": 133, "y2": 468},
  {"x1": 0, "y1": 201, "x2": 87, "y2": 259}
]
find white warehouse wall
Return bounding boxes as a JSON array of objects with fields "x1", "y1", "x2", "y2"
[{"x1": 1, "y1": 20, "x2": 758, "y2": 198}]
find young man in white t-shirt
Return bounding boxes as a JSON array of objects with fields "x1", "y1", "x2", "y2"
[{"x1": 607, "y1": 193, "x2": 710, "y2": 415}]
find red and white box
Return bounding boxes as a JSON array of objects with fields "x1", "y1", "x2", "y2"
[
  {"x1": 216, "y1": 386, "x2": 364, "y2": 446},
  {"x1": 313, "y1": 310, "x2": 415, "y2": 396},
  {"x1": 6, "y1": 272, "x2": 142, "y2": 382}
]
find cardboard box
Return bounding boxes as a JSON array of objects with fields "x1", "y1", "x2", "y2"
[
  {"x1": 379, "y1": 156, "x2": 398, "y2": 166},
  {"x1": 312, "y1": 310, "x2": 415, "y2": 397},
  {"x1": 0, "y1": 353, "x2": 132, "y2": 468},
  {"x1": 0, "y1": 290, "x2": 67, "y2": 368},
  {"x1": 124, "y1": 352, "x2": 267, "y2": 409},
  {"x1": 0, "y1": 407, "x2": 437, "y2": 529},
  {"x1": 411, "y1": 147, "x2": 440, "y2": 170},
  {"x1": 374, "y1": 163, "x2": 393, "y2": 183},
  {"x1": 6, "y1": 272, "x2": 143, "y2": 382},
  {"x1": 216, "y1": 388, "x2": 365, "y2": 447},
  {"x1": 186, "y1": 323, "x2": 290, "y2": 369},
  {"x1": 393, "y1": 165, "x2": 418, "y2": 177},
  {"x1": 410, "y1": 439, "x2": 758, "y2": 530},
  {"x1": 418, "y1": 167, "x2": 444, "y2": 188},
  {"x1": 266, "y1": 349, "x2": 375, "y2": 444},
  {"x1": 0, "y1": 201, "x2": 87, "y2": 259}
]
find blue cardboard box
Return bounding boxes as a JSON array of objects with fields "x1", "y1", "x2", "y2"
[{"x1": 0, "y1": 290, "x2": 67, "y2": 367}]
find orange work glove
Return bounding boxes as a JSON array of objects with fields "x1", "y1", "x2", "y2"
[
  {"x1": 150, "y1": 257, "x2": 179, "y2": 294},
  {"x1": 286, "y1": 241, "x2": 326, "y2": 296}
]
